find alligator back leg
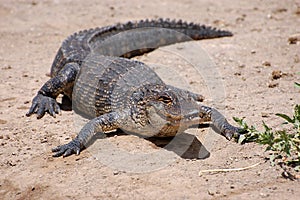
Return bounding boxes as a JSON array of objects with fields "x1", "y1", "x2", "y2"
[
  {"x1": 52, "y1": 111, "x2": 123, "y2": 157},
  {"x1": 26, "y1": 62, "x2": 79, "y2": 118}
]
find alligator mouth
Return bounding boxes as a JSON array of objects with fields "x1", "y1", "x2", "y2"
[
  {"x1": 155, "y1": 108, "x2": 210, "y2": 127},
  {"x1": 177, "y1": 110, "x2": 211, "y2": 127}
]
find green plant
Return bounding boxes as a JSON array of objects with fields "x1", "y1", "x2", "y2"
[
  {"x1": 234, "y1": 104, "x2": 300, "y2": 173},
  {"x1": 295, "y1": 72, "x2": 300, "y2": 88}
]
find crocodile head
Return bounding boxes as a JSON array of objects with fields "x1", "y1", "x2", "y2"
[{"x1": 129, "y1": 84, "x2": 209, "y2": 137}]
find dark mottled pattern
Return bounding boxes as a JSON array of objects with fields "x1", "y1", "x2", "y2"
[{"x1": 26, "y1": 19, "x2": 239, "y2": 157}]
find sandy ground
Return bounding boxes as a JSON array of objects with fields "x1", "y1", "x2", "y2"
[{"x1": 0, "y1": 0, "x2": 300, "y2": 199}]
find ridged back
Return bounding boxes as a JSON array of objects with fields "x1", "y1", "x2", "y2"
[
  {"x1": 50, "y1": 19, "x2": 232, "y2": 76},
  {"x1": 89, "y1": 19, "x2": 232, "y2": 57},
  {"x1": 72, "y1": 54, "x2": 164, "y2": 119}
]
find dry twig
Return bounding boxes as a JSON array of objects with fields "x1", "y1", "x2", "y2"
[{"x1": 199, "y1": 162, "x2": 261, "y2": 176}]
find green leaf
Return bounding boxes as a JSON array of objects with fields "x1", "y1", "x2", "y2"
[
  {"x1": 257, "y1": 130, "x2": 274, "y2": 146},
  {"x1": 233, "y1": 117, "x2": 243, "y2": 125},
  {"x1": 233, "y1": 117, "x2": 248, "y2": 129},
  {"x1": 266, "y1": 146, "x2": 272, "y2": 151},
  {"x1": 295, "y1": 82, "x2": 300, "y2": 88},
  {"x1": 238, "y1": 134, "x2": 246, "y2": 144},
  {"x1": 269, "y1": 154, "x2": 277, "y2": 166},
  {"x1": 294, "y1": 165, "x2": 300, "y2": 172},
  {"x1": 295, "y1": 105, "x2": 300, "y2": 118},
  {"x1": 275, "y1": 113, "x2": 294, "y2": 123},
  {"x1": 262, "y1": 121, "x2": 271, "y2": 131},
  {"x1": 235, "y1": 104, "x2": 300, "y2": 174}
]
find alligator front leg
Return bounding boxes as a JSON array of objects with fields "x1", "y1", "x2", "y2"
[
  {"x1": 26, "y1": 62, "x2": 79, "y2": 119},
  {"x1": 200, "y1": 106, "x2": 241, "y2": 140},
  {"x1": 52, "y1": 112, "x2": 122, "y2": 157}
]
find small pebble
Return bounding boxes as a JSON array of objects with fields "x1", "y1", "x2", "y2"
[
  {"x1": 260, "y1": 192, "x2": 270, "y2": 198},
  {"x1": 261, "y1": 112, "x2": 269, "y2": 117},
  {"x1": 113, "y1": 171, "x2": 119, "y2": 175},
  {"x1": 207, "y1": 189, "x2": 215, "y2": 196},
  {"x1": 2, "y1": 65, "x2": 12, "y2": 70},
  {"x1": 40, "y1": 138, "x2": 48, "y2": 143},
  {"x1": 262, "y1": 61, "x2": 271, "y2": 67},
  {"x1": 267, "y1": 14, "x2": 273, "y2": 19},
  {"x1": 268, "y1": 82, "x2": 279, "y2": 88},
  {"x1": 288, "y1": 34, "x2": 300, "y2": 44},
  {"x1": 271, "y1": 70, "x2": 282, "y2": 80},
  {"x1": 238, "y1": 64, "x2": 246, "y2": 68},
  {"x1": 0, "y1": 119, "x2": 7, "y2": 124},
  {"x1": 273, "y1": 8, "x2": 287, "y2": 13},
  {"x1": 295, "y1": 7, "x2": 300, "y2": 15}
]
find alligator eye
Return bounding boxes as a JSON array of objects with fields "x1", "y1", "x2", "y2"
[{"x1": 158, "y1": 95, "x2": 173, "y2": 105}]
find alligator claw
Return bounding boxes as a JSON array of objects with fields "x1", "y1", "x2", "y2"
[
  {"x1": 52, "y1": 140, "x2": 81, "y2": 157},
  {"x1": 222, "y1": 126, "x2": 242, "y2": 140},
  {"x1": 26, "y1": 94, "x2": 60, "y2": 119}
]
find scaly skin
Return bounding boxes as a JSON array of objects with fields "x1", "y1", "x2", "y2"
[
  {"x1": 25, "y1": 19, "x2": 239, "y2": 157},
  {"x1": 26, "y1": 18, "x2": 232, "y2": 119},
  {"x1": 52, "y1": 55, "x2": 240, "y2": 157}
]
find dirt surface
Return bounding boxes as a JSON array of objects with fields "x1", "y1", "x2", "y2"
[{"x1": 1, "y1": 0, "x2": 300, "y2": 199}]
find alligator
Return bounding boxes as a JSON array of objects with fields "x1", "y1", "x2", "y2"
[{"x1": 26, "y1": 19, "x2": 240, "y2": 157}]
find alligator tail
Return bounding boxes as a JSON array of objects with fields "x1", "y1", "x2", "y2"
[{"x1": 86, "y1": 18, "x2": 233, "y2": 58}]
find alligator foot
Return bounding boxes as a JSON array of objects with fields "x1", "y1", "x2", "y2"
[
  {"x1": 221, "y1": 125, "x2": 242, "y2": 140},
  {"x1": 52, "y1": 139, "x2": 81, "y2": 157},
  {"x1": 26, "y1": 94, "x2": 61, "y2": 119}
]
